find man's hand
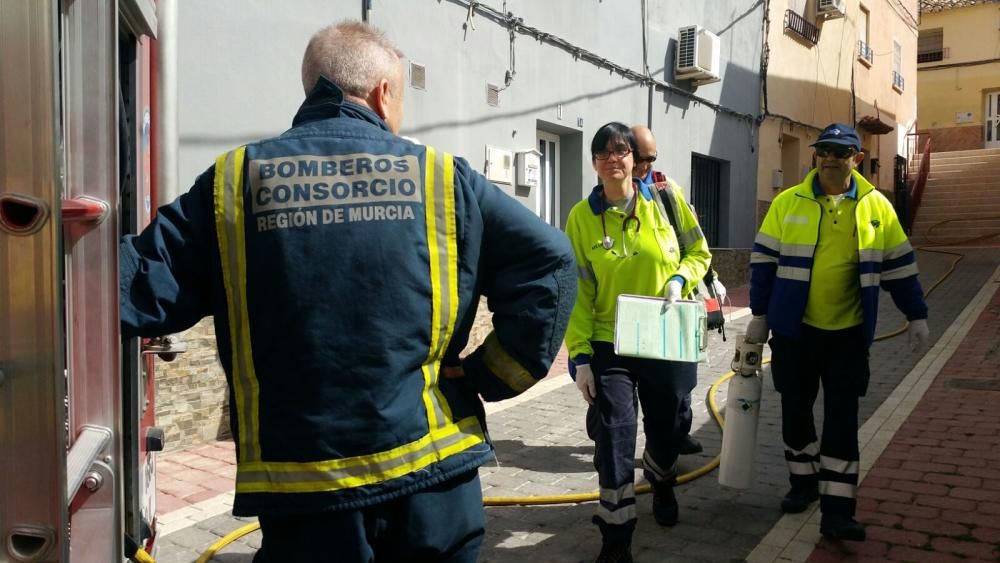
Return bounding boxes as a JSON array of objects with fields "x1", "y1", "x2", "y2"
[
  {"x1": 908, "y1": 319, "x2": 930, "y2": 351},
  {"x1": 575, "y1": 363, "x2": 596, "y2": 405},
  {"x1": 664, "y1": 279, "x2": 683, "y2": 304},
  {"x1": 746, "y1": 315, "x2": 769, "y2": 344}
]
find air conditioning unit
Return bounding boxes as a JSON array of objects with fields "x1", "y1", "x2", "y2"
[
  {"x1": 817, "y1": 0, "x2": 846, "y2": 19},
  {"x1": 675, "y1": 26, "x2": 721, "y2": 85}
]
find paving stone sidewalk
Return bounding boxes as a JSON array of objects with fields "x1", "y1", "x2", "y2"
[{"x1": 154, "y1": 247, "x2": 1000, "y2": 563}]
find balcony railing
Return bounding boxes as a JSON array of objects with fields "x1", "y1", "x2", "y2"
[
  {"x1": 892, "y1": 71, "x2": 905, "y2": 92},
  {"x1": 784, "y1": 9, "x2": 818, "y2": 45},
  {"x1": 858, "y1": 40, "x2": 874, "y2": 65},
  {"x1": 917, "y1": 50, "x2": 944, "y2": 63}
]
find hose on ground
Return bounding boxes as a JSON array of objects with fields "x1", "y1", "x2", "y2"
[{"x1": 196, "y1": 222, "x2": 993, "y2": 562}]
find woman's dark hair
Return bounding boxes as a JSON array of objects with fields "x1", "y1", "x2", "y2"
[{"x1": 590, "y1": 122, "x2": 638, "y2": 159}]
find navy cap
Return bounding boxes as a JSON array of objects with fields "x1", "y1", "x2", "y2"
[{"x1": 810, "y1": 123, "x2": 861, "y2": 151}]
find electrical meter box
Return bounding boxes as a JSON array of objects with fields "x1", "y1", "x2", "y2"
[
  {"x1": 485, "y1": 145, "x2": 514, "y2": 185},
  {"x1": 515, "y1": 149, "x2": 541, "y2": 189}
]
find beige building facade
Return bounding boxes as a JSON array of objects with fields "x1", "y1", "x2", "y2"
[
  {"x1": 756, "y1": 0, "x2": 919, "y2": 219},
  {"x1": 917, "y1": 1, "x2": 1000, "y2": 152}
]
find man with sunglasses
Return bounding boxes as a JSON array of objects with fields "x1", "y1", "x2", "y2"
[
  {"x1": 747, "y1": 123, "x2": 930, "y2": 541},
  {"x1": 630, "y1": 125, "x2": 708, "y2": 457}
]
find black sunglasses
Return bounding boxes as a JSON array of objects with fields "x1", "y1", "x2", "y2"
[
  {"x1": 636, "y1": 154, "x2": 657, "y2": 164},
  {"x1": 815, "y1": 145, "x2": 856, "y2": 159}
]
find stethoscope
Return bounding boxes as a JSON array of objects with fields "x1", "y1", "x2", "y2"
[{"x1": 599, "y1": 196, "x2": 641, "y2": 257}]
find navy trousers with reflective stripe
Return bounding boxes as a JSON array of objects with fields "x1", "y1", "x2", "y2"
[
  {"x1": 770, "y1": 324, "x2": 869, "y2": 517},
  {"x1": 252, "y1": 470, "x2": 484, "y2": 563},
  {"x1": 587, "y1": 341, "x2": 697, "y2": 540}
]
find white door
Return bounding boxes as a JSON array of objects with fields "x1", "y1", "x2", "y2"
[
  {"x1": 537, "y1": 131, "x2": 561, "y2": 227},
  {"x1": 986, "y1": 92, "x2": 1000, "y2": 149}
]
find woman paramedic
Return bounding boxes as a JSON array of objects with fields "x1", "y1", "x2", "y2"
[{"x1": 564, "y1": 122, "x2": 712, "y2": 563}]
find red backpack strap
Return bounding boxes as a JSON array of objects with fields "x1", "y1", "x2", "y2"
[{"x1": 651, "y1": 170, "x2": 667, "y2": 183}]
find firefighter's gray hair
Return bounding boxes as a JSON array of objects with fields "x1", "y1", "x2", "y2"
[{"x1": 301, "y1": 21, "x2": 405, "y2": 98}]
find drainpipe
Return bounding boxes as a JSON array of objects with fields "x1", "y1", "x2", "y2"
[
  {"x1": 362, "y1": 0, "x2": 373, "y2": 22},
  {"x1": 641, "y1": 0, "x2": 653, "y2": 127},
  {"x1": 156, "y1": 0, "x2": 179, "y2": 204}
]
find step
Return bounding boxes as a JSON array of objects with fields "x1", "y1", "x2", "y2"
[
  {"x1": 925, "y1": 173, "x2": 999, "y2": 183},
  {"x1": 926, "y1": 147, "x2": 1000, "y2": 159},
  {"x1": 910, "y1": 224, "x2": 1000, "y2": 238},
  {"x1": 912, "y1": 206, "x2": 1000, "y2": 219},
  {"x1": 921, "y1": 180, "x2": 1000, "y2": 191},
  {"x1": 919, "y1": 187, "x2": 1000, "y2": 198},
  {"x1": 923, "y1": 162, "x2": 1000, "y2": 174},
  {"x1": 912, "y1": 217, "x2": 1000, "y2": 232}
]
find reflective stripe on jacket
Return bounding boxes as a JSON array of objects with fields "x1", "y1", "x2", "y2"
[{"x1": 749, "y1": 169, "x2": 927, "y2": 346}]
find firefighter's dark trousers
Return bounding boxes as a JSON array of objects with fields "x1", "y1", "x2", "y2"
[
  {"x1": 251, "y1": 470, "x2": 484, "y2": 563},
  {"x1": 586, "y1": 341, "x2": 698, "y2": 542},
  {"x1": 770, "y1": 324, "x2": 870, "y2": 517}
]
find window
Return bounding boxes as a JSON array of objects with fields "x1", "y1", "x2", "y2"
[
  {"x1": 917, "y1": 28, "x2": 944, "y2": 63},
  {"x1": 857, "y1": 6, "x2": 873, "y2": 65},
  {"x1": 892, "y1": 40, "x2": 904, "y2": 92}
]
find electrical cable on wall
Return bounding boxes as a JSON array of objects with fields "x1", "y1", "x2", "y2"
[{"x1": 447, "y1": 0, "x2": 758, "y2": 126}]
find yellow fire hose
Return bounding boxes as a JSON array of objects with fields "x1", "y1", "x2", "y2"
[{"x1": 192, "y1": 234, "x2": 982, "y2": 562}]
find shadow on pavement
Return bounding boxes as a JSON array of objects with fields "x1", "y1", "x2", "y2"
[{"x1": 491, "y1": 439, "x2": 595, "y2": 474}]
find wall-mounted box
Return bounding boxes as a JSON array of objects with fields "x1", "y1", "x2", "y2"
[
  {"x1": 485, "y1": 145, "x2": 513, "y2": 185},
  {"x1": 771, "y1": 168, "x2": 783, "y2": 189},
  {"x1": 515, "y1": 149, "x2": 541, "y2": 189}
]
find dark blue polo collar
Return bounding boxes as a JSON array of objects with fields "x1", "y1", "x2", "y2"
[
  {"x1": 587, "y1": 179, "x2": 653, "y2": 215},
  {"x1": 812, "y1": 174, "x2": 858, "y2": 199}
]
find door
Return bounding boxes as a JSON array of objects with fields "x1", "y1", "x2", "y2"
[
  {"x1": 690, "y1": 154, "x2": 722, "y2": 247},
  {"x1": 987, "y1": 91, "x2": 1000, "y2": 149},
  {"x1": 537, "y1": 131, "x2": 560, "y2": 227}
]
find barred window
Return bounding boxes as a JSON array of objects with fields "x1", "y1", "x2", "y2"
[{"x1": 918, "y1": 28, "x2": 944, "y2": 63}]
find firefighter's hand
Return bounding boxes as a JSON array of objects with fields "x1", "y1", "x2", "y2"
[
  {"x1": 575, "y1": 363, "x2": 596, "y2": 405},
  {"x1": 908, "y1": 319, "x2": 929, "y2": 351},
  {"x1": 746, "y1": 315, "x2": 769, "y2": 344}
]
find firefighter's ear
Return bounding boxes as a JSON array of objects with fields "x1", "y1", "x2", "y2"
[{"x1": 368, "y1": 76, "x2": 403, "y2": 134}]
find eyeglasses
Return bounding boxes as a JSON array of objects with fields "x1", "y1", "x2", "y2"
[
  {"x1": 815, "y1": 145, "x2": 856, "y2": 159},
  {"x1": 636, "y1": 154, "x2": 657, "y2": 164},
  {"x1": 594, "y1": 148, "x2": 632, "y2": 161}
]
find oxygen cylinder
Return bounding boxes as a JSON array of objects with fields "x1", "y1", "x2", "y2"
[{"x1": 718, "y1": 336, "x2": 764, "y2": 489}]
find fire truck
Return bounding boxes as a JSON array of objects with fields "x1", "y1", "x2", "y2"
[{"x1": 1, "y1": 1, "x2": 172, "y2": 560}]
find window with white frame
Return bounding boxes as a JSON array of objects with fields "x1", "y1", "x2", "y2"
[
  {"x1": 892, "y1": 40, "x2": 904, "y2": 92},
  {"x1": 858, "y1": 7, "x2": 873, "y2": 64}
]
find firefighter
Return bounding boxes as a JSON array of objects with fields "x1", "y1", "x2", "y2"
[
  {"x1": 747, "y1": 123, "x2": 930, "y2": 541},
  {"x1": 119, "y1": 21, "x2": 575, "y2": 562},
  {"x1": 566, "y1": 122, "x2": 711, "y2": 562}
]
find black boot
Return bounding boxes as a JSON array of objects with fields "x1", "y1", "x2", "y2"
[
  {"x1": 594, "y1": 540, "x2": 633, "y2": 563},
  {"x1": 592, "y1": 517, "x2": 634, "y2": 563},
  {"x1": 820, "y1": 514, "x2": 866, "y2": 541},
  {"x1": 780, "y1": 482, "x2": 819, "y2": 513},
  {"x1": 652, "y1": 481, "x2": 679, "y2": 526},
  {"x1": 678, "y1": 434, "x2": 703, "y2": 455}
]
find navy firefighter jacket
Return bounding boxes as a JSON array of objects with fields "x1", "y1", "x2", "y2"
[{"x1": 120, "y1": 77, "x2": 576, "y2": 515}]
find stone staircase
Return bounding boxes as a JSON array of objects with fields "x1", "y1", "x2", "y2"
[{"x1": 909, "y1": 147, "x2": 1000, "y2": 245}]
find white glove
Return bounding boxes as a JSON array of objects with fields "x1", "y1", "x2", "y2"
[
  {"x1": 664, "y1": 279, "x2": 683, "y2": 304},
  {"x1": 712, "y1": 279, "x2": 727, "y2": 302},
  {"x1": 746, "y1": 315, "x2": 769, "y2": 344},
  {"x1": 908, "y1": 319, "x2": 929, "y2": 351},
  {"x1": 575, "y1": 363, "x2": 596, "y2": 405}
]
